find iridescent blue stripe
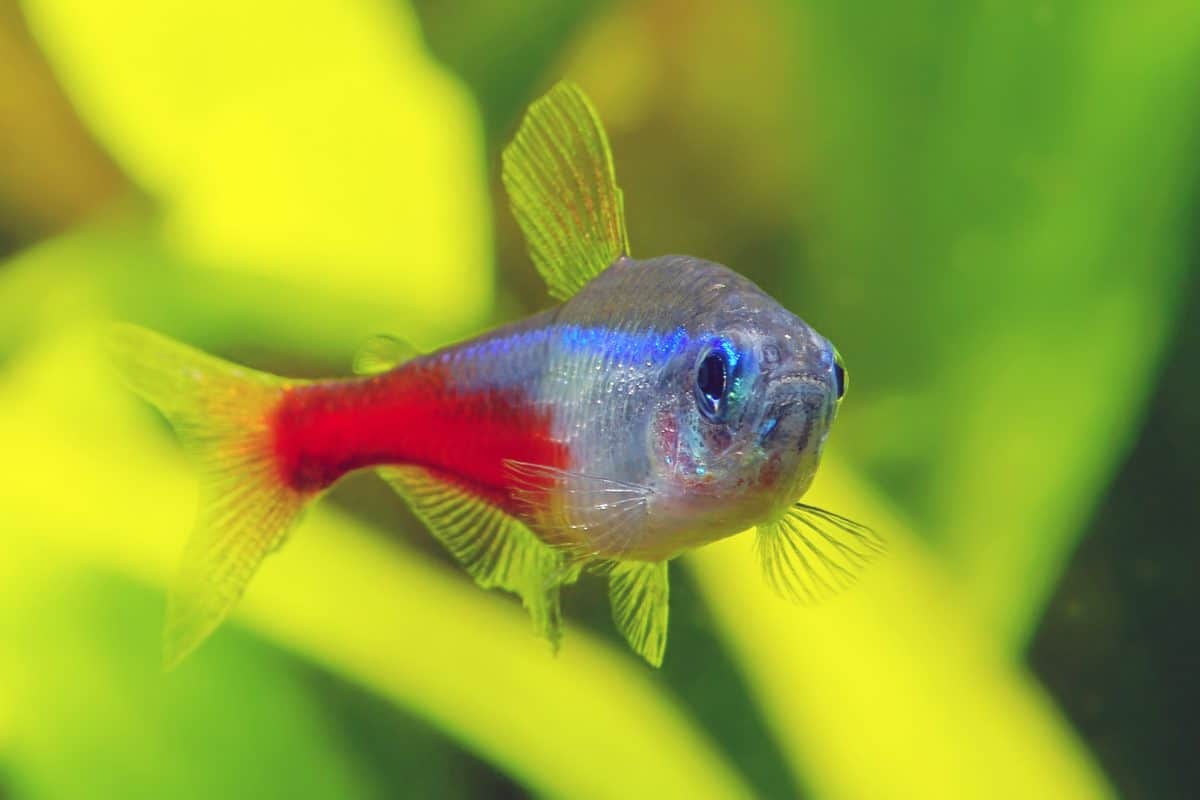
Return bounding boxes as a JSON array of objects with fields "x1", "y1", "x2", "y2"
[
  {"x1": 436, "y1": 323, "x2": 690, "y2": 392},
  {"x1": 556, "y1": 324, "x2": 689, "y2": 365}
]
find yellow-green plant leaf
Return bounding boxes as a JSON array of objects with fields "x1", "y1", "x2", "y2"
[
  {"x1": 411, "y1": 0, "x2": 602, "y2": 140},
  {"x1": 0, "y1": 321, "x2": 753, "y2": 800},
  {"x1": 785, "y1": 0, "x2": 1200, "y2": 646},
  {"x1": 21, "y1": 0, "x2": 492, "y2": 341},
  {"x1": 0, "y1": 218, "x2": 464, "y2": 364},
  {"x1": 689, "y1": 457, "x2": 1113, "y2": 800},
  {"x1": 0, "y1": 548, "x2": 376, "y2": 799}
]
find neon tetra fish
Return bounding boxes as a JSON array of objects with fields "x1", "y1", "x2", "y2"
[{"x1": 111, "y1": 82, "x2": 881, "y2": 669}]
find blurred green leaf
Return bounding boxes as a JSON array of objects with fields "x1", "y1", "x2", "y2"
[
  {"x1": 410, "y1": 0, "x2": 605, "y2": 141},
  {"x1": 0, "y1": 240, "x2": 755, "y2": 799},
  {"x1": 0, "y1": 555, "x2": 374, "y2": 800},
  {"x1": 0, "y1": 1, "x2": 124, "y2": 244},
  {"x1": 0, "y1": 214, "x2": 476, "y2": 365},
  {"x1": 786, "y1": 0, "x2": 1200, "y2": 645},
  {"x1": 690, "y1": 460, "x2": 1113, "y2": 800},
  {"x1": 21, "y1": 0, "x2": 494, "y2": 342}
]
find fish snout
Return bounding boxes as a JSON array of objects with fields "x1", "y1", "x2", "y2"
[{"x1": 760, "y1": 373, "x2": 832, "y2": 448}]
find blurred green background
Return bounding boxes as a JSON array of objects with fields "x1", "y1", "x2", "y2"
[{"x1": 1, "y1": 0, "x2": 1196, "y2": 797}]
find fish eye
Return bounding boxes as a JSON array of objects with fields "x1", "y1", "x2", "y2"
[
  {"x1": 832, "y1": 351, "x2": 847, "y2": 401},
  {"x1": 695, "y1": 345, "x2": 730, "y2": 422}
]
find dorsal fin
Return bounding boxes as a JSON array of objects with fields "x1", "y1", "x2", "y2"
[
  {"x1": 352, "y1": 334, "x2": 419, "y2": 375},
  {"x1": 502, "y1": 81, "x2": 630, "y2": 301}
]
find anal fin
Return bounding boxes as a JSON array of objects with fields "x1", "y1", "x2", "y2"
[
  {"x1": 608, "y1": 560, "x2": 670, "y2": 667},
  {"x1": 379, "y1": 466, "x2": 572, "y2": 647}
]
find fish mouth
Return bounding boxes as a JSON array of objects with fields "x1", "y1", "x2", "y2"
[
  {"x1": 760, "y1": 401, "x2": 817, "y2": 452},
  {"x1": 767, "y1": 373, "x2": 831, "y2": 411},
  {"x1": 761, "y1": 376, "x2": 829, "y2": 451}
]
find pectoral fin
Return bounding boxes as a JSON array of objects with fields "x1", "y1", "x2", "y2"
[
  {"x1": 503, "y1": 459, "x2": 654, "y2": 558},
  {"x1": 756, "y1": 504, "x2": 885, "y2": 604}
]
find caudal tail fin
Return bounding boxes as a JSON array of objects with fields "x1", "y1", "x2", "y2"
[{"x1": 109, "y1": 324, "x2": 310, "y2": 669}]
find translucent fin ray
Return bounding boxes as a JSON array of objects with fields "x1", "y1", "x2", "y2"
[
  {"x1": 379, "y1": 465, "x2": 573, "y2": 647},
  {"x1": 503, "y1": 459, "x2": 653, "y2": 558},
  {"x1": 756, "y1": 503, "x2": 885, "y2": 604},
  {"x1": 608, "y1": 560, "x2": 670, "y2": 667},
  {"x1": 108, "y1": 324, "x2": 308, "y2": 669},
  {"x1": 352, "y1": 334, "x2": 419, "y2": 376},
  {"x1": 502, "y1": 81, "x2": 630, "y2": 301}
]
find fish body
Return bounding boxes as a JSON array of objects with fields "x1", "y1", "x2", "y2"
[
  {"x1": 111, "y1": 82, "x2": 877, "y2": 669},
  {"x1": 273, "y1": 255, "x2": 839, "y2": 562}
]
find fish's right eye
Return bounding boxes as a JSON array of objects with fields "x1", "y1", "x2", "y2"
[
  {"x1": 695, "y1": 341, "x2": 737, "y2": 423},
  {"x1": 697, "y1": 351, "x2": 727, "y2": 415}
]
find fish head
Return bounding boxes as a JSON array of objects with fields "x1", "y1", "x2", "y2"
[{"x1": 646, "y1": 261, "x2": 845, "y2": 540}]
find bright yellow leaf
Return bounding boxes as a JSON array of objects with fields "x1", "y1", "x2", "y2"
[
  {"x1": 690, "y1": 460, "x2": 1114, "y2": 800},
  {"x1": 22, "y1": 0, "x2": 492, "y2": 340}
]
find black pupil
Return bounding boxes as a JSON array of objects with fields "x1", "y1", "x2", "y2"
[
  {"x1": 833, "y1": 361, "x2": 846, "y2": 399},
  {"x1": 698, "y1": 351, "x2": 727, "y2": 409}
]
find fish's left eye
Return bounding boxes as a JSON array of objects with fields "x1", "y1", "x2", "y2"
[{"x1": 832, "y1": 352, "x2": 847, "y2": 401}]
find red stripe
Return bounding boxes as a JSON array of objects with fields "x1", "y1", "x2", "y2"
[{"x1": 271, "y1": 362, "x2": 567, "y2": 505}]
